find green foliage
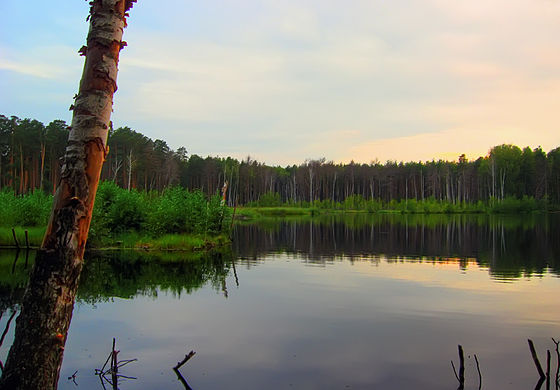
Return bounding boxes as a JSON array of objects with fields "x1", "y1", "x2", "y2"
[
  {"x1": 254, "y1": 191, "x2": 282, "y2": 207},
  {"x1": 107, "y1": 189, "x2": 147, "y2": 232},
  {"x1": 146, "y1": 187, "x2": 198, "y2": 235},
  {"x1": 140, "y1": 186, "x2": 230, "y2": 236},
  {"x1": 489, "y1": 196, "x2": 542, "y2": 214},
  {"x1": 0, "y1": 181, "x2": 231, "y2": 247},
  {"x1": 0, "y1": 189, "x2": 52, "y2": 227}
]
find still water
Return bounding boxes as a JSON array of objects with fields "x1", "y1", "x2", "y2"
[{"x1": 1, "y1": 214, "x2": 560, "y2": 389}]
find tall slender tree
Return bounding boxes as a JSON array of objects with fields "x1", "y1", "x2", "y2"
[{"x1": 0, "y1": 1, "x2": 136, "y2": 389}]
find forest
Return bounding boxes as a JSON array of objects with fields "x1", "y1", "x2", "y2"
[{"x1": 2, "y1": 114, "x2": 560, "y2": 208}]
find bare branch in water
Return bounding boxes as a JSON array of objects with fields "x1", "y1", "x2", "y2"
[
  {"x1": 173, "y1": 349, "x2": 197, "y2": 390},
  {"x1": 474, "y1": 354, "x2": 482, "y2": 390},
  {"x1": 95, "y1": 338, "x2": 137, "y2": 389}
]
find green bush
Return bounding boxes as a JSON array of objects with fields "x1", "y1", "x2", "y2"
[
  {"x1": 144, "y1": 187, "x2": 228, "y2": 236},
  {"x1": 0, "y1": 189, "x2": 52, "y2": 227},
  {"x1": 106, "y1": 189, "x2": 146, "y2": 232},
  {"x1": 145, "y1": 187, "x2": 189, "y2": 235},
  {"x1": 256, "y1": 191, "x2": 282, "y2": 207},
  {"x1": 491, "y1": 196, "x2": 541, "y2": 214},
  {"x1": 0, "y1": 189, "x2": 18, "y2": 226},
  {"x1": 1, "y1": 182, "x2": 232, "y2": 247}
]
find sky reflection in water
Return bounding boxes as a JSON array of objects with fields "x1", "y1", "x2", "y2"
[
  {"x1": 2, "y1": 215, "x2": 559, "y2": 389},
  {"x1": 53, "y1": 253, "x2": 560, "y2": 390}
]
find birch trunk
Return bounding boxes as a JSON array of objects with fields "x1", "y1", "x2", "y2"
[
  {"x1": 0, "y1": 1, "x2": 135, "y2": 389},
  {"x1": 127, "y1": 149, "x2": 133, "y2": 190}
]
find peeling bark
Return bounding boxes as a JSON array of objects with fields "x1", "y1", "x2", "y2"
[{"x1": 0, "y1": 1, "x2": 136, "y2": 389}]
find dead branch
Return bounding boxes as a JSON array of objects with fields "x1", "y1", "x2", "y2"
[
  {"x1": 174, "y1": 350, "x2": 196, "y2": 371},
  {"x1": 11, "y1": 228, "x2": 19, "y2": 249},
  {"x1": 173, "y1": 368, "x2": 193, "y2": 390},
  {"x1": 451, "y1": 345, "x2": 465, "y2": 390},
  {"x1": 0, "y1": 310, "x2": 17, "y2": 349},
  {"x1": 231, "y1": 258, "x2": 239, "y2": 287},
  {"x1": 529, "y1": 339, "x2": 546, "y2": 380},
  {"x1": 95, "y1": 338, "x2": 137, "y2": 390},
  {"x1": 67, "y1": 370, "x2": 78, "y2": 386},
  {"x1": 173, "y1": 350, "x2": 196, "y2": 390},
  {"x1": 546, "y1": 349, "x2": 551, "y2": 390},
  {"x1": 0, "y1": 310, "x2": 17, "y2": 374},
  {"x1": 552, "y1": 338, "x2": 559, "y2": 390},
  {"x1": 474, "y1": 354, "x2": 482, "y2": 390},
  {"x1": 11, "y1": 249, "x2": 20, "y2": 274}
]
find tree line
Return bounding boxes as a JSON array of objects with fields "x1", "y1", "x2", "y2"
[{"x1": 2, "y1": 114, "x2": 560, "y2": 207}]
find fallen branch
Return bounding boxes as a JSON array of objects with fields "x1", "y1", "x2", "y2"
[
  {"x1": 552, "y1": 338, "x2": 559, "y2": 390},
  {"x1": 11, "y1": 228, "x2": 19, "y2": 249},
  {"x1": 528, "y1": 339, "x2": 546, "y2": 380},
  {"x1": 474, "y1": 354, "x2": 482, "y2": 390},
  {"x1": 0, "y1": 310, "x2": 17, "y2": 374},
  {"x1": 0, "y1": 310, "x2": 17, "y2": 349},
  {"x1": 451, "y1": 345, "x2": 465, "y2": 390},
  {"x1": 174, "y1": 350, "x2": 196, "y2": 371},
  {"x1": 546, "y1": 350, "x2": 551, "y2": 390},
  {"x1": 173, "y1": 350, "x2": 196, "y2": 390},
  {"x1": 10, "y1": 249, "x2": 20, "y2": 274},
  {"x1": 95, "y1": 338, "x2": 137, "y2": 389},
  {"x1": 67, "y1": 370, "x2": 78, "y2": 386}
]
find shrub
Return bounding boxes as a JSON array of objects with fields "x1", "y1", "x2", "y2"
[
  {"x1": 106, "y1": 189, "x2": 146, "y2": 232},
  {"x1": 257, "y1": 191, "x2": 282, "y2": 207},
  {"x1": 145, "y1": 186, "x2": 189, "y2": 235}
]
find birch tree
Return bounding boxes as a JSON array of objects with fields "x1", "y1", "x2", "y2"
[{"x1": 0, "y1": 1, "x2": 136, "y2": 389}]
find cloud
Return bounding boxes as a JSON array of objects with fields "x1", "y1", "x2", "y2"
[
  {"x1": 0, "y1": 45, "x2": 81, "y2": 80},
  {"x1": 0, "y1": 58, "x2": 59, "y2": 79},
  {"x1": 3, "y1": 0, "x2": 560, "y2": 165}
]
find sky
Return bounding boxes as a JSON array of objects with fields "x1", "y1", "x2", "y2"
[{"x1": 1, "y1": 0, "x2": 559, "y2": 166}]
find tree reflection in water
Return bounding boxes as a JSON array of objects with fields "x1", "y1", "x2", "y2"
[
  {"x1": 0, "y1": 214, "x2": 559, "y2": 388},
  {"x1": 233, "y1": 213, "x2": 560, "y2": 279},
  {"x1": 0, "y1": 248, "x2": 232, "y2": 389}
]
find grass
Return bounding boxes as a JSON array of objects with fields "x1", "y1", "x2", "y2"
[
  {"x1": 236, "y1": 195, "x2": 552, "y2": 221},
  {"x1": 236, "y1": 206, "x2": 330, "y2": 219},
  {"x1": 0, "y1": 227, "x2": 230, "y2": 251}
]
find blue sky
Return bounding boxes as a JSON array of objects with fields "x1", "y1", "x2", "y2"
[{"x1": 1, "y1": 0, "x2": 559, "y2": 165}]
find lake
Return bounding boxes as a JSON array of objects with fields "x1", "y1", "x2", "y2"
[{"x1": 1, "y1": 214, "x2": 560, "y2": 389}]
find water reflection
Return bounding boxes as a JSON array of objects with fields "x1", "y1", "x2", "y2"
[
  {"x1": 78, "y1": 249, "x2": 234, "y2": 303},
  {"x1": 233, "y1": 213, "x2": 560, "y2": 279},
  {"x1": 0, "y1": 215, "x2": 559, "y2": 389},
  {"x1": 0, "y1": 249, "x2": 234, "y2": 311}
]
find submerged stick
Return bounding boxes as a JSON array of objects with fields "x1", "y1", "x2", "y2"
[
  {"x1": 11, "y1": 249, "x2": 20, "y2": 274},
  {"x1": 552, "y1": 338, "x2": 559, "y2": 390},
  {"x1": 458, "y1": 345, "x2": 465, "y2": 389},
  {"x1": 0, "y1": 311, "x2": 17, "y2": 350},
  {"x1": 173, "y1": 350, "x2": 196, "y2": 390},
  {"x1": 231, "y1": 258, "x2": 239, "y2": 287},
  {"x1": 174, "y1": 350, "x2": 196, "y2": 371},
  {"x1": 547, "y1": 350, "x2": 551, "y2": 390},
  {"x1": 529, "y1": 339, "x2": 546, "y2": 380},
  {"x1": 451, "y1": 345, "x2": 465, "y2": 390},
  {"x1": 173, "y1": 368, "x2": 193, "y2": 390},
  {"x1": 0, "y1": 310, "x2": 18, "y2": 372},
  {"x1": 11, "y1": 228, "x2": 19, "y2": 249},
  {"x1": 111, "y1": 338, "x2": 118, "y2": 390},
  {"x1": 474, "y1": 354, "x2": 482, "y2": 390}
]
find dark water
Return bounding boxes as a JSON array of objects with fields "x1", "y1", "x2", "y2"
[{"x1": 1, "y1": 214, "x2": 560, "y2": 389}]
